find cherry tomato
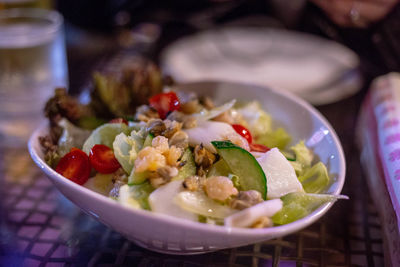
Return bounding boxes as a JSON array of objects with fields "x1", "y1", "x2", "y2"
[
  {"x1": 109, "y1": 118, "x2": 128, "y2": 125},
  {"x1": 55, "y1": 148, "x2": 91, "y2": 185},
  {"x1": 250, "y1": 143, "x2": 271, "y2": 153},
  {"x1": 89, "y1": 144, "x2": 121, "y2": 174},
  {"x1": 149, "y1": 91, "x2": 180, "y2": 119},
  {"x1": 232, "y1": 124, "x2": 253, "y2": 144}
]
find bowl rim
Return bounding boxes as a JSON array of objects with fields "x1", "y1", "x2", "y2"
[{"x1": 28, "y1": 80, "x2": 346, "y2": 238}]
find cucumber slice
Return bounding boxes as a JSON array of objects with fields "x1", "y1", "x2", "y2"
[
  {"x1": 82, "y1": 123, "x2": 129, "y2": 154},
  {"x1": 211, "y1": 141, "x2": 267, "y2": 199},
  {"x1": 128, "y1": 170, "x2": 149, "y2": 185},
  {"x1": 207, "y1": 159, "x2": 231, "y2": 177},
  {"x1": 172, "y1": 148, "x2": 196, "y2": 181}
]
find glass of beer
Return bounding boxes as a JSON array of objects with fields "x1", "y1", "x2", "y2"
[{"x1": 0, "y1": 8, "x2": 68, "y2": 147}]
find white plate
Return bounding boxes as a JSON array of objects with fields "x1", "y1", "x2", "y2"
[
  {"x1": 161, "y1": 27, "x2": 362, "y2": 105},
  {"x1": 28, "y1": 81, "x2": 346, "y2": 254}
]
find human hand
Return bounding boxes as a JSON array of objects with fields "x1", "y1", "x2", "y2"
[{"x1": 310, "y1": 0, "x2": 399, "y2": 27}]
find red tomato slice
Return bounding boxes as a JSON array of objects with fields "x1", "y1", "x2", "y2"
[
  {"x1": 232, "y1": 124, "x2": 253, "y2": 144},
  {"x1": 55, "y1": 148, "x2": 91, "y2": 185},
  {"x1": 250, "y1": 143, "x2": 270, "y2": 153},
  {"x1": 109, "y1": 118, "x2": 128, "y2": 125},
  {"x1": 89, "y1": 144, "x2": 121, "y2": 174},
  {"x1": 149, "y1": 91, "x2": 180, "y2": 119}
]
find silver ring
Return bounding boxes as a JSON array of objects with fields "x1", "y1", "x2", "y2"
[{"x1": 349, "y1": 3, "x2": 361, "y2": 24}]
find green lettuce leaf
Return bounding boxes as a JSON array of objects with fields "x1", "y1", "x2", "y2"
[
  {"x1": 291, "y1": 141, "x2": 313, "y2": 171},
  {"x1": 236, "y1": 101, "x2": 272, "y2": 137},
  {"x1": 113, "y1": 132, "x2": 141, "y2": 174},
  {"x1": 119, "y1": 182, "x2": 154, "y2": 210},
  {"x1": 255, "y1": 128, "x2": 291, "y2": 150},
  {"x1": 57, "y1": 119, "x2": 91, "y2": 157},
  {"x1": 298, "y1": 162, "x2": 330, "y2": 194},
  {"x1": 272, "y1": 192, "x2": 347, "y2": 225},
  {"x1": 128, "y1": 182, "x2": 154, "y2": 210},
  {"x1": 82, "y1": 123, "x2": 130, "y2": 154}
]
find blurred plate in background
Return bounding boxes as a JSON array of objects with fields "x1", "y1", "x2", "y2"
[{"x1": 161, "y1": 27, "x2": 362, "y2": 105}]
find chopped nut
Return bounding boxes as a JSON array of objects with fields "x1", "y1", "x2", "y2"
[
  {"x1": 182, "y1": 176, "x2": 205, "y2": 191},
  {"x1": 39, "y1": 135, "x2": 59, "y2": 166},
  {"x1": 146, "y1": 119, "x2": 166, "y2": 136},
  {"x1": 204, "y1": 176, "x2": 238, "y2": 201},
  {"x1": 251, "y1": 216, "x2": 272, "y2": 228},
  {"x1": 213, "y1": 111, "x2": 234, "y2": 124},
  {"x1": 149, "y1": 175, "x2": 165, "y2": 188},
  {"x1": 230, "y1": 190, "x2": 263, "y2": 210},
  {"x1": 163, "y1": 120, "x2": 182, "y2": 138},
  {"x1": 158, "y1": 165, "x2": 179, "y2": 179},
  {"x1": 136, "y1": 105, "x2": 159, "y2": 122},
  {"x1": 180, "y1": 99, "x2": 202, "y2": 114},
  {"x1": 197, "y1": 166, "x2": 207, "y2": 177},
  {"x1": 166, "y1": 110, "x2": 185, "y2": 122},
  {"x1": 182, "y1": 116, "x2": 197, "y2": 129},
  {"x1": 200, "y1": 96, "x2": 215, "y2": 110},
  {"x1": 149, "y1": 166, "x2": 178, "y2": 188},
  {"x1": 194, "y1": 144, "x2": 216, "y2": 169},
  {"x1": 168, "y1": 131, "x2": 189, "y2": 149},
  {"x1": 166, "y1": 145, "x2": 183, "y2": 166}
]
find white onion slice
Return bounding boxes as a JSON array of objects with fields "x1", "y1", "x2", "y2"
[
  {"x1": 224, "y1": 199, "x2": 283, "y2": 228},
  {"x1": 174, "y1": 191, "x2": 237, "y2": 219}
]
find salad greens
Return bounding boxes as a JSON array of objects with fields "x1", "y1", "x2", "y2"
[
  {"x1": 82, "y1": 123, "x2": 130, "y2": 154},
  {"x1": 43, "y1": 86, "x2": 345, "y2": 229}
]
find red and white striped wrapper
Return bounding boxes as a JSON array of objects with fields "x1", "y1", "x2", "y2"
[{"x1": 358, "y1": 72, "x2": 400, "y2": 266}]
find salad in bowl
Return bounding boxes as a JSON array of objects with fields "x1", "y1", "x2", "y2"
[{"x1": 29, "y1": 62, "x2": 346, "y2": 253}]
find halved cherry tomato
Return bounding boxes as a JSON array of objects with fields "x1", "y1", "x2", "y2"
[
  {"x1": 55, "y1": 148, "x2": 91, "y2": 185},
  {"x1": 89, "y1": 144, "x2": 121, "y2": 174},
  {"x1": 250, "y1": 143, "x2": 270, "y2": 153},
  {"x1": 232, "y1": 124, "x2": 253, "y2": 144},
  {"x1": 109, "y1": 118, "x2": 128, "y2": 125},
  {"x1": 149, "y1": 91, "x2": 180, "y2": 119}
]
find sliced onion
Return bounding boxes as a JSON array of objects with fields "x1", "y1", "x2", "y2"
[
  {"x1": 174, "y1": 191, "x2": 237, "y2": 219},
  {"x1": 224, "y1": 199, "x2": 283, "y2": 228},
  {"x1": 192, "y1": 99, "x2": 236, "y2": 122},
  {"x1": 149, "y1": 181, "x2": 198, "y2": 221}
]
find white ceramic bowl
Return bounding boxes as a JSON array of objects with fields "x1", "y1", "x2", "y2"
[{"x1": 28, "y1": 81, "x2": 346, "y2": 255}]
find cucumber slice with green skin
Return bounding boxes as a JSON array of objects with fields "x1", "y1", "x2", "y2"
[{"x1": 211, "y1": 141, "x2": 267, "y2": 199}]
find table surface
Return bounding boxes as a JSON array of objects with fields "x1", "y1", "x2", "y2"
[{"x1": 0, "y1": 20, "x2": 386, "y2": 267}]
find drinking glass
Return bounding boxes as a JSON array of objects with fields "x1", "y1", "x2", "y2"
[{"x1": 0, "y1": 8, "x2": 68, "y2": 147}]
